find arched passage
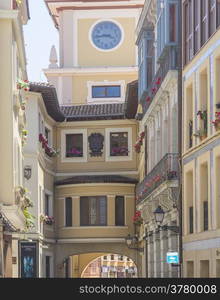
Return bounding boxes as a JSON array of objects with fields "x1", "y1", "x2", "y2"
[
  {"x1": 54, "y1": 242, "x2": 140, "y2": 278},
  {"x1": 80, "y1": 253, "x2": 138, "y2": 278}
]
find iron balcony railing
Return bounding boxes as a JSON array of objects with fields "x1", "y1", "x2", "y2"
[
  {"x1": 136, "y1": 153, "x2": 179, "y2": 204},
  {"x1": 140, "y1": 46, "x2": 179, "y2": 116}
]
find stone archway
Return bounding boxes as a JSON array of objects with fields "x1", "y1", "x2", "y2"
[
  {"x1": 54, "y1": 242, "x2": 140, "y2": 277},
  {"x1": 80, "y1": 253, "x2": 138, "y2": 278}
]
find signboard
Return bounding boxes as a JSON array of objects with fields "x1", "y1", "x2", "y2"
[
  {"x1": 166, "y1": 252, "x2": 179, "y2": 264},
  {"x1": 20, "y1": 241, "x2": 37, "y2": 278}
]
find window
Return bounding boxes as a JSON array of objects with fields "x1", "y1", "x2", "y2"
[
  {"x1": 203, "y1": 201, "x2": 208, "y2": 231},
  {"x1": 65, "y1": 197, "x2": 72, "y2": 227},
  {"x1": 194, "y1": 0, "x2": 200, "y2": 54},
  {"x1": 186, "y1": 261, "x2": 194, "y2": 277},
  {"x1": 110, "y1": 132, "x2": 128, "y2": 157},
  {"x1": 169, "y1": 3, "x2": 177, "y2": 42},
  {"x1": 201, "y1": 0, "x2": 208, "y2": 45},
  {"x1": 200, "y1": 260, "x2": 210, "y2": 278},
  {"x1": 184, "y1": 0, "x2": 193, "y2": 64},
  {"x1": 209, "y1": 0, "x2": 217, "y2": 36},
  {"x1": 103, "y1": 256, "x2": 107, "y2": 260},
  {"x1": 189, "y1": 206, "x2": 193, "y2": 234},
  {"x1": 119, "y1": 255, "x2": 123, "y2": 261},
  {"x1": 80, "y1": 196, "x2": 107, "y2": 226},
  {"x1": 115, "y1": 196, "x2": 125, "y2": 226},
  {"x1": 45, "y1": 127, "x2": 51, "y2": 146},
  {"x1": 45, "y1": 194, "x2": 50, "y2": 216},
  {"x1": 111, "y1": 255, "x2": 114, "y2": 261},
  {"x1": 66, "y1": 134, "x2": 83, "y2": 157},
  {"x1": 92, "y1": 86, "x2": 121, "y2": 98},
  {"x1": 45, "y1": 256, "x2": 51, "y2": 278}
]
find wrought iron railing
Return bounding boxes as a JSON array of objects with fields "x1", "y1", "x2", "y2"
[
  {"x1": 140, "y1": 46, "x2": 179, "y2": 116},
  {"x1": 136, "y1": 153, "x2": 179, "y2": 204}
]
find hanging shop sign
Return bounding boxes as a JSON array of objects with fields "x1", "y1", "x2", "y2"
[{"x1": 20, "y1": 241, "x2": 37, "y2": 278}]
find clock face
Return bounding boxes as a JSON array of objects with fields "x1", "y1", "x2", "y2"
[{"x1": 91, "y1": 21, "x2": 122, "y2": 50}]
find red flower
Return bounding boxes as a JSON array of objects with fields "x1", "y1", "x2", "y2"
[
  {"x1": 146, "y1": 96, "x2": 151, "y2": 102},
  {"x1": 155, "y1": 77, "x2": 161, "y2": 85},
  {"x1": 151, "y1": 87, "x2": 156, "y2": 94}
]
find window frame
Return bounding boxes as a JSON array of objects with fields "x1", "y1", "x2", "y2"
[
  {"x1": 115, "y1": 196, "x2": 125, "y2": 226},
  {"x1": 65, "y1": 197, "x2": 73, "y2": 227},
  {"x1": 61, "y1": 129, "x2": 87, "y2": 163},
  {"x1": 105, "y1": 128, "x2": 132, "y2": 162},
  {"x1": 87, "y1": 80, "x2": 125, "y2": 104},
  {"x1": 80, "y1": 196, "x2": 107, "y2": 227}
]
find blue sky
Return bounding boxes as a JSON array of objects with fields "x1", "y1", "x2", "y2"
[{"x1": 23, "y1": 0, "x2": 59, "y2": 82}]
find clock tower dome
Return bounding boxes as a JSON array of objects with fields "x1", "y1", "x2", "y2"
[{"x1": 44, "y1": 0, "x2": 144, "y2": 105}]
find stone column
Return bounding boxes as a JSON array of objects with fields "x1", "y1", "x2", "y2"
[
  {"x1": 154, "y1": 230, "x2": 161, "y2": 278},
  {"x1": 161, "y1": 229, "x2": 168, "y2": 278},
  {"x1": 168, "y1": 221, "x2": 179, "y2": 278},
  {"x1": 0, "y1": 221, "x2": 3, "y2": 277},
  {"x1": 148, "y1": 235, "x2": 154, "y2": 277}
]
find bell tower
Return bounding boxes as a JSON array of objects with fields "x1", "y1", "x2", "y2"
[{"x1": 44, "y1": 0, "x2": 144, "y2": 105}]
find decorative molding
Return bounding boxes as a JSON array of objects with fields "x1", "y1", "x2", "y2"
[{"x1": 88, "y1": 133, "x2": 104, "y2": 157}]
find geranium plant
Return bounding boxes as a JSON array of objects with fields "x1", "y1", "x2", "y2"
[
  {"x1": 134, "y1": 131, "x2": 145, "y2": 153},
  {"x1": 40, "y1": 214, "x2": 54, "y2": 225},
  {"x1": 39, "y1": 133, "x2": 59, "y2": 158},
  {"x1": 212, "y1": 112, "x2": 220, "y2": 130},
  {"x1": 111, "y1": 146, "x2": 128, "y2": 156},
  {"x1": 17, "y1": 79, "x2": 29, "y2": 91},
  {"x1": 132, "y1": 210, "x2": 143, "y2": 225}
]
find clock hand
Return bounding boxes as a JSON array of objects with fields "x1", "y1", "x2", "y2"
[{"x1": 94, "y1": 34, "x2": 114, "y2": 39}]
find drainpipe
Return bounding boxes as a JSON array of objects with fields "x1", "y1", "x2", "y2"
[{"x1": 177, "y1": 0, "x2": 183, "y2": 278}]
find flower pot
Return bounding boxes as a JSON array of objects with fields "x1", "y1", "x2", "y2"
[
  {"x1": 215, "y1": 122, "x2": 220, "y2": 131},
  {"x1": 199, "y1": 135, "x2": 207, "y2": 141}
]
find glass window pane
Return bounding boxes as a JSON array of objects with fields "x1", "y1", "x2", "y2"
[
  {"x1": 110, "y1": 132, "x2": 128, "y2": 156},
  {"x1": 80, "y1": 196, "x2": 107, "y2": 226},
  {"x1": 92, "y1": 85, "x2": 120, "y2": 98},
  {"x1": 66, "y1": 134, "x2": 83, "y2": 157},
  {"x1": 92, "y1": 86, "x2": 106, "y2": 98},
  {"x1": 106, "y1": 86, "x2": 121, "y2": 97},
  {"x1": 65, "y1": 197, "x2": 72, "y2": 227}
]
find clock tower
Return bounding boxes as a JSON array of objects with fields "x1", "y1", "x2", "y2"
[{"x1": 44, "y1": 0, "x2": 144, "y2": 105}]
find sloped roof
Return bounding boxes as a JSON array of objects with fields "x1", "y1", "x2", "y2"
[
  {"x1": 61, "y1": 103, "x2": 125, "y2": 121},
  {"x1": 29, "y1": 82, "x2": 65, "y2": 122}
]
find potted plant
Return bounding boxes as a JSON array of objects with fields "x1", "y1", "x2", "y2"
[
  {"x1": 212, "y1": 112, "x2": 220, "y2": 130},
  {"x1": 40, "y1": 214, "x2": 54, "y2": 225},
  {"x1": 132, "y1": 211, "x2": 143, "y2": 226},
  {"x1": 193, "y1": 128, "x2": 207, "y2": 141},
  {"x1": 17, "y1": 79, "x2": 29, "y2": 91}
]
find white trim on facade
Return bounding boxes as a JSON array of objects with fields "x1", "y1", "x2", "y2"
[
  {"x1": 105, "y1": 127, "x2": 132, "y2": 162},
  {"x1": 61, "y1": 128, "x2": 88, "y2": 163},
  {"x1": 86, "y1": 80, "x2": 125, "y2": 104}
]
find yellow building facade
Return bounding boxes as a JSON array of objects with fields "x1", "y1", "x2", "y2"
[
  {"x1": 182, "y1": 0, "x2": 220, "y2": 278},
  {"x1": 15, "y1": 0, "x2": 145, "y2": 278},
  {"x1": 0, "y1": 0, "x2": 30, "y2": 277}
]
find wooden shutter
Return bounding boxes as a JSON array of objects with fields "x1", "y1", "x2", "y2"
[
  {"x1": 65, "y1": 197, "x2": 72, "y2": 227},
  {"x1": 203, "y1": 201, "x2": 208, "y2": 231},
  {"x1": 189, "y1": 206, "x2": 193, "y2": 234},
  {"x1": 80, "y1": 197, "x2": 89, "y2": 226},
  {"x1": 115, "y1": 196, "x2": 125, "y2": 226}
]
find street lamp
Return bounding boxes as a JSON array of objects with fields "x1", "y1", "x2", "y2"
[
  {"x1": 125, "y1": 234, "x2": 144, "y2": 252},
  {"x1": 153, "y1": 205, "x2": 180, "y2": 234},
  {"x1": 153, "y1": 205, "x2": 165, "y2": 225}
]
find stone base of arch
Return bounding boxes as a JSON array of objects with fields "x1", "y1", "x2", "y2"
[{"x1": 54, "y1": 242, "x2": 141, "y2": 277}]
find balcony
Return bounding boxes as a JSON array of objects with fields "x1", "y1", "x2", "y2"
[
  {"x1": 140, "y1": 46, "x2": 179, "y2": 116},
  {"x1": 136, "y1": 153, "x2": 179, "y2": 204}
]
